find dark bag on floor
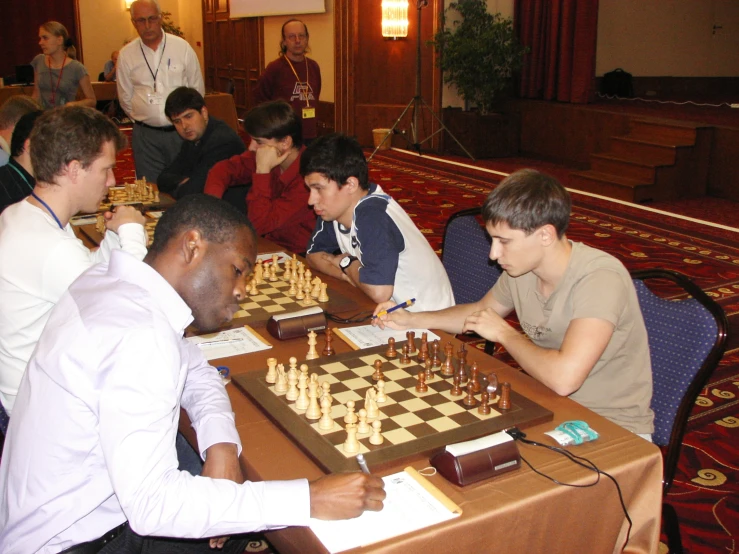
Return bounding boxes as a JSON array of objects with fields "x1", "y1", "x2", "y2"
[{"x1": 601, "y1": 68, "x2": 634, "y2": 98}]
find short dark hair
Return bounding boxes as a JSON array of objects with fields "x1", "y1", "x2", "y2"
[
  {"x1": 165, "y1": 87, "x2": 206, "y2": 120},
  {"x1": 280, "y1": 19, "x2": 310, "y2": 56},
  {"x1": 0, "y1": 96, "x2": 41, "y2": 130},
  {"x1": 482, "y1": 169, "x2": 571, "y2": 238},
  {"x1": 244, "y1": 100, "x2": 302, "y2": 148},
  {"x1": 300, "y1": 133, "x2": 369, "y2": 190},
  {"x1": 10, "y1": 110, "x2": 42, "y2": 158},
  {"x1": 30, "y1": 106, "x2": 125, "y2": 184},
  {"x1": 148, "y1": 194, "x2": 255, "y2": 256}
]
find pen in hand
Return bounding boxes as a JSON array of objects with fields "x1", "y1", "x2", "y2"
[
  {"x1": 373, "y1": 298, "x2": 416, "y2": 319},
  {"x1": 356, "y1": 453, "x2": 371, "y2": 474}
]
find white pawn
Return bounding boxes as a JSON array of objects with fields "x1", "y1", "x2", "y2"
[
  {"x1": 376, "y1": 380, "x2": 387, "y2": 403},
  {"x1": 369, "y1": 420, "x2": 384, "y2": 445},
  {"x1": 357, "y1": 408, "x2": 370, "y2": 434},
  {"x1": 343, "y1": 423, "x2": 360, "y2": 453},
  {"x1": 306, "y1": 331, "x2": 319, "y2": 360},
  {"x1": 269, "y1": 263, "x2": 278, "y2": 282},
  {"x1": 318, "y1": 396, "x2": 334, "y2": 430},
  {"x1": 305, "y1": 268, "x2": 312, "y2": 283},
  {"x1": 266, "y1": 357, "x2": 277, "y2": 384},
  {"x1": 288, "y1": 279, "x2": 297, "y2": 296},
  {"x1": 255, "y1": 261, "x2": 264, "y2": 284},
  {"x1": 286, "y1": 370, "x2": 299, "y2": 402},
  {"x1": 289, "y1": 356, "x2": 298, "y2": 373},
  {"x1": 344, "y1": 400, "x2": 358, "y2": 424},
  {"x1": 296, "y1": 286, "x2": 305, "y2": 301},
  {"x1": 271, "y1": 254, "x2": 279, "y2": 272},
  {"x1": 274, "y1": 364, "x2": 288, "y2": 393},
  {"x1": 320, "y1": 381, "x2": 332, "y2": 405},
  {"x1": 249, "y1": 279, "x2": 259, "y2": 296},
  {"x1": 318, "y1": 283, "x2": 329, "y2": 303}
]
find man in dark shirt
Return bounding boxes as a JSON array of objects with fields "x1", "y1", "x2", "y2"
[
  {"x1": 157, "y1": 87, "x2": 245, "y2": 199},
  {"x1": 0, "y1": 111, "x2": 42, "y2": 213}
]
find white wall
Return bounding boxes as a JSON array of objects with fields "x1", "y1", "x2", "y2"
[
  {"x1": 596, "y1": 0, "x2": 739, "y2": 77},
  {"x1": 262, "y1": 0, "x2": 335, "y2": 102}
]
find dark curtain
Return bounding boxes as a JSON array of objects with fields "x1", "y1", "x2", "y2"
[{"x1": 514, "y1": 0, "x2": 599, "y2": 104}]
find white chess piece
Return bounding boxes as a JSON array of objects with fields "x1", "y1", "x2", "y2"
[
  {"x1": 369, "y1": 420, "x2": 384, "y2": 445},
  {"x1": 357, "y1": 409, "x2": 370, "y2": 434},
  {"x1": 376, "y1": 380, "x2": 387, "y2": 403},
  {"x1": 306, "y1": 331, "x2": 319, "y2": 360},
  {"x1": 343, "y1": 423, "x2": 360, "y2": 453},
  {"x1": 344, "y1": 400, "x2": 358, "y2": 424},
  {"x1": 318, "y1": 396, "x2": 334, "y2": 430},
  {"x1": 266, "y1": 357, "x2": 277, "y2": 384},
  {"x1": 274, "y1": 364, "x2": 288, "y2": 393}
]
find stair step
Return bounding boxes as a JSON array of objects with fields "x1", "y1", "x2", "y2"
[
  {"x1": 570, "y1": 170, "x2": 654, "y2": 202},
  {"x1": 629, "y1": 119, "x2": 699, "y2": 145},
  {"x1": 610, "y1": 137, "x2": 678, "y2": 165},
  {"x1": 590, "y1": 153, "x2": 659, "y2": 182}
]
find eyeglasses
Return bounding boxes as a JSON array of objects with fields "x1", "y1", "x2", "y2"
[
  {"x1": 132, "y1": 15, "x2": 161, "y2": 26},
  {"x1": 285, "y1": 33, "x2": 307, "y2": 42}
]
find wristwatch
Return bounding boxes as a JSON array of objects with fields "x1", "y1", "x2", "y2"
[{"x1": 339, "y1": 255, "x2": 358, "y2": 274}]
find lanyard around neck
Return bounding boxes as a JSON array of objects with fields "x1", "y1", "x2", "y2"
[
  {"x1": 8, "y1": 163, "x2": 33, "y2": 193},
  {"x1": 140, "y1": 34, "x2": 167, "y2": 92},
  {"x1": 47, "y1": 53, "x2": 67, "y2": 107},
  {"x1": 284, "y1": 56, "x2": 311, "y2": 108},
  {"x1": 31, "y1": 192, "x2": 64, "y2": 230}
]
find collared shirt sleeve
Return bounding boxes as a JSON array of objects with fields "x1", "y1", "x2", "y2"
[
  {"x1": 204, "y1": 152, "x2": 256, "y2": 199},
  {"x1": 116, "y1": 48, "x2": 134, "y2": 118},
  {"x1": 184, "y1": 45, "x2": 205, "y2": 94},
  {"x1": 99, "y1": 326, "x2": 310, "y2": 538},
  {"x1": 179, "y1": 340, "x2": 241, "y2": 457}
]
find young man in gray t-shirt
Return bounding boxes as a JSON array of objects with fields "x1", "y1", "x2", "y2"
[{"x1": 373, "y1": 169, "x2": 654, "y2": 438}]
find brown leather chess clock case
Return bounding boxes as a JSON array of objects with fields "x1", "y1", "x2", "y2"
[
  {"x1": 266, "y1": 306, "x2": 327, "y2": 340},
  {"x1": 430, "y1": 432, "x2": 521, "y2": 486}
]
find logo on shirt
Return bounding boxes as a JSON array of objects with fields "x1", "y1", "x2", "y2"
[
  {"x1": 521, "y1": 321, "x2": 550, "y2": 341},
  {"x1": 291, "y1": 83, "x2": 315, "y2": 103},
  {"x1": 351, "y1": 236, "x2": 359, "y2": 249}
]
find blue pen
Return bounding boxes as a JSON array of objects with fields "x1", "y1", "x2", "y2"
[
  {"x1": 373, "y1": 298, "x2": 416, "y2": 319},
  {"x1": 168, "y1": 59, "x2": 170, "y2": 69}
]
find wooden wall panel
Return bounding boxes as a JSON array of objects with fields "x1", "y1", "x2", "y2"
[
  {"x1": 335, "y1": 0, "x2": 442, "y2": 148},
  {"x1": 1, "y1": 0, "x2": 80, "y2": 79}
]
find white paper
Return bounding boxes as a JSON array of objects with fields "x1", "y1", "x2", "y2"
[
  {"x1": 187, "y1": 326, "x2": 271, "y2": 360},
  {"x1": 309, "y1": 470, "x2": 459, "y2": 553},
  {"x1": 70, "y1": 215, "x2": 98, "y2": 226},
  {"x1": 337, "y1": 325, "x2": 440, "y2": 350},
  {"x1": 257, "y1": 251, "x2": 291, "y2": 263},
  {"x1": 445, "y1": 430, "x2": 513, "y2": 457}
]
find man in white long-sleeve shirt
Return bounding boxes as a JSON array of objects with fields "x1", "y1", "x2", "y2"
[
  {"x1": 0, "y1": 195, "x2": 385, "y2": 553},
  {"x1": 0, "y1": 106, "x2": 147, "y2": 416}
]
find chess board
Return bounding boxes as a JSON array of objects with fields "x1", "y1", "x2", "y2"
[
  {"x1": 232, "y1": 277, "x2": 356, "y2": 325},
  {"x1": 77, "y1": 211, "x2": 161, "y2": 247},
  {"x1": 234, "y1": 343, "x2": 553, "y2": 473}
]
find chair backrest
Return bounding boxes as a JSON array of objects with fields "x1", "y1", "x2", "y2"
[
  {"x1": 441, "y1": 207, "x2": 501, "y2": 305},
  {"x1": 631, "y1": 269, "x2": 728, "y2": 493}
]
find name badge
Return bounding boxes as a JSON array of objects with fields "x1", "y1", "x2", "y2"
[
  {"x1": 302, "y1": 107, "x2": 316, "y2": 119},
  {"x1": 146, "y1": 92, "x2": 164, "y2": 105}
]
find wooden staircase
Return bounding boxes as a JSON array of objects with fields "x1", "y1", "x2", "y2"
[{"x1": 570, "y1": 119, "x2": 713, "y2": 203}]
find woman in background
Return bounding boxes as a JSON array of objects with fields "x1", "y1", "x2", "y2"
[{"x1": 31, "y1": 21, "x2": 96, "y2": 109}]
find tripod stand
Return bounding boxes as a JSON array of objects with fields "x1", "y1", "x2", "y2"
[{"x1": 369, "y1": 0, "x2": 474, "y2": 161}]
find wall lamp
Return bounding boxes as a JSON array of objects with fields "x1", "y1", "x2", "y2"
[{"x1": 382, "y1": 0, "x2": 409, "y2": 39}]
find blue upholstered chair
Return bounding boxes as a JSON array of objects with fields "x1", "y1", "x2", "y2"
[
  {"x1": 631, "y1": 269, "x2": 728, "y2": 554},
  {"x1": 441, "y1": 208, "x2": 502, "y2": 354}
]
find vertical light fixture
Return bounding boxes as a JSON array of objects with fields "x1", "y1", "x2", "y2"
[
  {"x1": 125, "y1": 0, "x2": 134, "y2": 9},
  {"x1": 382, "y1": 0, "x2": 409, "y2": 39}
]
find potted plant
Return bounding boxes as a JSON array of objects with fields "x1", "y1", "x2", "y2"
[{"x1": 430, "y1": 0, "x2": 528, "y2": 157}]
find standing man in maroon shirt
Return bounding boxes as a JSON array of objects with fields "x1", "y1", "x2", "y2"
[
  {"x1": 253, "y1": 19, "x2": 321, "y2": 144},
  {"x1": 204, "y1": 101, "x2": 315, "y2": 254}
]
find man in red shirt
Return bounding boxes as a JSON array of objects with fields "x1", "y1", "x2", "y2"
[
  {"x1": 252, "y1": 19, "x2": 321, "y2": 143},
  {"x1": 204, "y1": 100, "x2": 315, "y2": 254}
]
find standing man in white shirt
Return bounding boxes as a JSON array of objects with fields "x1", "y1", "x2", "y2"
[
  {"x1": 0, "y1": 195, "x2": 385, "y2": 554},
  {"x1": 117, "y1": 0, "x2": 205, "y2": 184},
  {"x1": 0, "y1": 106, "x2": 147, "y2": 418}
]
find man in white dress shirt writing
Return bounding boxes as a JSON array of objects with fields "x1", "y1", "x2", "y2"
[
  {"x1": 117, "y1": 0, "x2": 205, "y2": 184},
  {"x1": 0, "y1": 195, "x2": 385, "y2": 553}
]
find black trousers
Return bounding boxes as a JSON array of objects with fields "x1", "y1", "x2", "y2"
[{"x1": 97, "y1": 524, "x2": 254, "y2": 554}]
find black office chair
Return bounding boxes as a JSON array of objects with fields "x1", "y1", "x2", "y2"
[
  {"x1": 631, "y1": 269, "x2": 728, "y2": 554},
  {"x1": 440, "y1": 207, "x2": 502, "y2": 354}
]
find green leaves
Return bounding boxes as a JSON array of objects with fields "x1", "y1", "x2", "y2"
[{"x1": 430, "y1": 1, "x2": 527, "y2": 114}]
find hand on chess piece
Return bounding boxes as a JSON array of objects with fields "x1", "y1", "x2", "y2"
[
  {"x1": 104, "y1": 205, "x2": 146, "y2": 233},
  {"x1": 371, "y1": 300, "x2": 415, "y2": 331},
  {"x1": 309, "y1": 473, "x2": 386, "y2": 519}
]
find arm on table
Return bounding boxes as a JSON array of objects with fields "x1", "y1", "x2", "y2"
[
  {"x1": 204, "y1": 153, "x2": 255, "y2": 199},
  {"x1": 342, "y1": 259, "x2": 393, "y2": 304}
]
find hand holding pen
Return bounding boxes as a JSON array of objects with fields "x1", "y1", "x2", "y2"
[{"x1": 372, "y1": 298, "x2": 416, "y2": 320}]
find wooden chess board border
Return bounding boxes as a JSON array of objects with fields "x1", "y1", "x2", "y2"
[{"x1": 234, "y1": 343, "x2": 553, "y2": 474}]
